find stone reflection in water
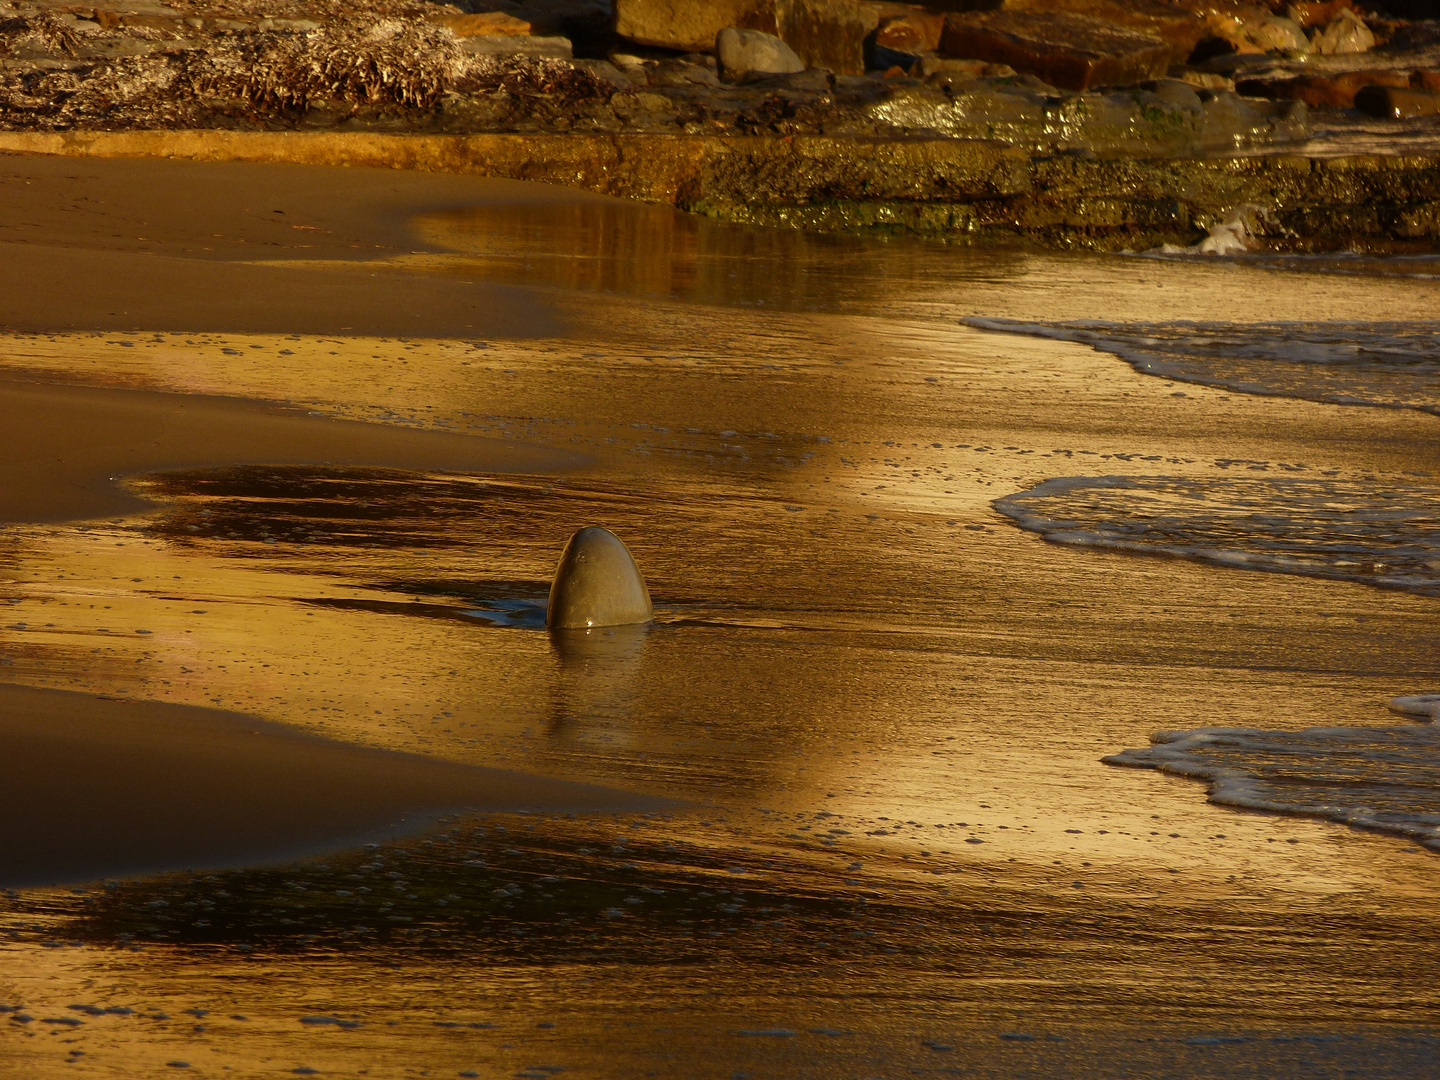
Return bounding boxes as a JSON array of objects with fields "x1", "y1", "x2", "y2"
[{"x1": 547, "y1": 623, "x2": 650, "y2": 741}]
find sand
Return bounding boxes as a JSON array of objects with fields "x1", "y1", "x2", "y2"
[
  {"x1": 0, "y1": 152, "x2": 598, "y2": 337},
  {"x1": 0, "y1": 684, "x2": 663, "y2": 889},
  {"x1": 0, "y1": 146, "x2": 1437, "y2": 1078},
  {"x1": 0, "y1": 150, "x2": 661, "y2": 888}
]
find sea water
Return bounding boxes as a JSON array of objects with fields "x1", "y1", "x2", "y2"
[{"x1": 975, "y1": 298, "x2": 1440, "y2": 849}]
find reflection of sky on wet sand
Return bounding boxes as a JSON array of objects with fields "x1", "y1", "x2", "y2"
[{"x1": 2, "y1": 197, "x2": 1440, "y2": 1073}]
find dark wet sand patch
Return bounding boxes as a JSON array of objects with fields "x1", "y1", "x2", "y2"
[
  {"x1": 0, "y1": 378, "x2": 584, "y2": 524},
  {"x1": 0, "y1": 683, "x2": 665, "y2": 889}
]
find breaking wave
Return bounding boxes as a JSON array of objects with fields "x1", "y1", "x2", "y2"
[{"x1": 1105, "y1": 710, "x2": 1440, "y2": 852}]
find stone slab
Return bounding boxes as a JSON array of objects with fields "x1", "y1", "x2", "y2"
[
  {"x1": 940, "y1": 10, "x2": 1175, "y2": 91},
  {"x1": 1238, "y1": 69, "x2": 1410, "y2": 108},
  {"x1": 939, "y1": 0, "x2": 1204, "y2": 62},
  {"x1": 778, "y1": 0, "x2": 877, "y2": 75}
]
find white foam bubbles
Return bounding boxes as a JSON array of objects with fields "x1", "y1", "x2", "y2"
[
  {"x1": 1105, "y1": 722, "x2": 1440, "y2": 851},
  {"x1": 1391, "y1": 695, "x2": 1440, "y2": 722}
]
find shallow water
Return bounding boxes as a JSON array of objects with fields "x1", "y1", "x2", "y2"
[
  {"x1": 964, "y1": 318, "x2": 1440, "y2": 415},
  {"x1": 2, "y1": 174, "x2": 1440, "y2": 1076},
  {"x1": 995, "y1": 474, "x2": 1440, "y2": 596}
]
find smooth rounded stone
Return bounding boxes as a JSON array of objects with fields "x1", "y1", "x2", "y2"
[
  {"x1": 716, "y1": 27, "x2": 804, "y2": 79},
  {"x1": 546, "y1": 527, "x2": 653, "y2": 629}
]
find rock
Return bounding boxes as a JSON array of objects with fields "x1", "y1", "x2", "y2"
[
  {"x1": 1142, "y1": 77, "x2": 1202, "y2": 114},
  {"x1": 925, "y1": 0, "x2": 1204, "y2": 63},
  {"x1": 746, "y1": 66, "x2": 833, "y2": 91},
  {"x1": 1249, "y1": 16, "x2": 1309, "y2": 55},
  {"x1": 874, "y1": 8, "x2": 945, "y2": 54},
  {"x1": 459, "y1": 35, "x2": 573, "y2": 59},
  {"x1": 613, "y1": 0, "x2": 872, "y2": 75},
  {"x1": 650, "y1": 56, "x2": 724, "y2": 86},
  {"x1": 1307, "y1": 9, "x2": 1373, "y2": 55},
  {"x1": 614, "y1": 0, "x2": 777, "y2": 54},
  {"x1": 1195, "y1": 13, "x2": 1265, "y2": 59},
  {"x1": 1415, "y1": 71, "x2": 1440, "y2": 93},
  {"x1": 1237, "y1": 68, "x2": 1408, "y2": 108},
  {"x1": 1285, "y1": 0, "x2": 1353, "y2": 29},
  {"x1": 779, "y1": 0, "x2": 877, "y2": 76},
  {"x1": 609, "y1": 89, "x2": 678, "y2": 122},
  {"x1": 939, "y1": 11, "x2": 1174, "y2": 92},
  {"x1": 546, "y1": 527, "x2": 653, "y2": 630},
  {"x1": 571, "y1": 58, "x2": 628, "y2": 86},
  {"x1": 431, "y1": 11, "x2": 533, "y2": 38},
  {"x1": 918, "y1": 55, "x2": 1015, "y2": 79},
  {"x1": 1173, "y1": 69, "x2": 1235, "y2": 92},
  {"x1": 717, "y1": 27, "x2": 804, "y2": 78},
  {"x1": 1355, "y1": 84, "x2": 1440, "y2": 119},
  {"x1": 1198, "y1": 88, "x2": 1307, "y2": 149}
]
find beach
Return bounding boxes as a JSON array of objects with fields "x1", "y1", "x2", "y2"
[{"x1": 1, "y1": 150, "x2": 1438, "y2": 1077}]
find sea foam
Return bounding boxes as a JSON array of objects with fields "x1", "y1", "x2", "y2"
[{"x1": 1105, "y1": 717, "x2": 1440, "y2": 851}]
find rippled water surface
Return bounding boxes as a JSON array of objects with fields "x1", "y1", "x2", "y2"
[
  {"x1": 995, "y1": 475, "x2": 1440, "y2": 596},
  {"x1": 2, "y1": 176, "x2": 1440, "y2": 1077}
]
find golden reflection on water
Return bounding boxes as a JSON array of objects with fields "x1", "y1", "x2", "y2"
[{"x1": 3, "y1": 195, "x2": 1440, "y2": 1074}]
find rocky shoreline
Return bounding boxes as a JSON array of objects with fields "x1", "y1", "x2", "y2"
[
  {"x1": 6, "y1": 127, "x2": 1436, "y2": 251},
  {"x1": 3, "y1": 0, "x2": 1439, "y2": 249}
]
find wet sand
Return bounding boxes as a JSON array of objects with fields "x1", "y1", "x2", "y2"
[
  {"x1": 1, "y1": 149, "x2": 1438, "y2": 1077},
  {"x1": 0, "y1": 151, "x2": 662, "y2": 888},
  {"x1": 0, "y1": 379, "x2": 584, "y2": 524},
  {"x1": 0, "y1": 153, "x2": 592, "y2": 337},
  {"x1": 0, "y1": 684, "x2": 662, "y2": 889}
]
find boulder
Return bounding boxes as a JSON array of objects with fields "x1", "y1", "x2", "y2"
[
  {"x1": 1197, "y1": 12, "x2": 1265, "y2": 58},
  {"x1": 717, "y1": 27, "x2": 805, "y2": 77},
  {"x1": 547, "y1": 527, "x2": 653, "y2": 630},
  {"x1": 939, "y1": 10, "x2": 1173, "y2": 91},
  {"x1": 1142, "y1": 77, "x2": 1202, "y2": 114},
  {"x1": 1249, "y1": 15, "x2": 1309, "y2": 54},
  {"x1": 613, "y1": 0, "x2": 873, "y2": 74},
  {"x1": 614, "y1": 0, "x2": 777, "y2": 54},
  {"x1": 1308, "y1": 8, "x2": 1373, "y2": 55}
]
